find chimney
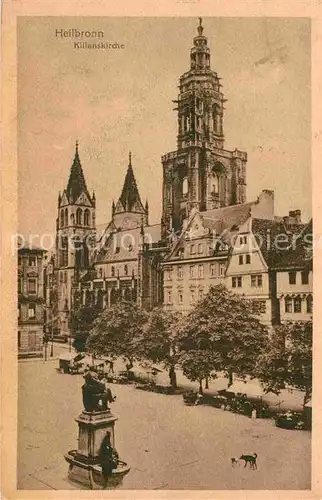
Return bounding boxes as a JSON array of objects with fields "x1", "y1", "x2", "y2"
[{"x1": 288, "y1": 209, "x2": 301, "y2": 224}]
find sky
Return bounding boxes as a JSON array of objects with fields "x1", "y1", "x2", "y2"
[{"x1": 18, "y1": 16, "x2": 311, "y2": 241}]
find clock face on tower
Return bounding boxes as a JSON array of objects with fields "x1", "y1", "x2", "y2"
[{"x1": 123, "y1": 217, "x2": 131, "y2": 229}]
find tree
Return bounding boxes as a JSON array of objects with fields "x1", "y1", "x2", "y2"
[
  {"x1": 256, "y1": 321, "x2": 312, "y2": 405},
  {"x1": 176, "y1": 284, "x2": 268, "y2": 390},
  {"x1": 71, "y1": 305, "x2": 101, "y2": 352},
  {"x1": 136, "y1": 308, "x2": 182, "y2": 389},
  {"x1": 86, "y1": 300, "x2": 148, "y2": 372},
  {"x1": 179, "y1": 350, "x2": 221, "y2": 394}
]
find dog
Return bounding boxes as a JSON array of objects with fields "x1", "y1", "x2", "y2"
[
  {"x1": 231, "y1": 457, "x2": 240, "y2": 467},
  {"x1": 239, "y1": 453, "x2": 258, "y2": 470}
]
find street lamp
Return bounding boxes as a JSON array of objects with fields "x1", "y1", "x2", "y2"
[
  {"x1": 43, "y1": 334, "x2": 48, "y2": 362},
  {"x1": 50, "y1": 325, "x2": 54, "y2": 357},
  {"x1": 63, "y1": 300, "x2": 71, "y2": 352}
]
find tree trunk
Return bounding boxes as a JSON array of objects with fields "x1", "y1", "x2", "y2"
[
  {"x1": 198, "y1": 379, "x2": 203, "y2": 395},
  {"x1": 169, "y1": 364, "x2": 177, "y2": 389},
  {"x1": 228, "y1": 371, "x2": 233, "y2": 387},
  {"x1": 205, "y1": 377, "x2": 209, "y2": 389}
]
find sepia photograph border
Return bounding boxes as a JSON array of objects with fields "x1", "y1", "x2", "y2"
[{"x1": 1, "y1": 0, "x2": 322, "y2": 499}]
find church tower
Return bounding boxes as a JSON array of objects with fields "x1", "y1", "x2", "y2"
[
  {"x1": 161, "y1": 18, "x2": 247, "y2": 238},
  {"x1": 55, "y1": 141, "x2": 96, "y2": 337},
  {"x1": 111, "y1": 152, "x2": 148, "y2": 231}
]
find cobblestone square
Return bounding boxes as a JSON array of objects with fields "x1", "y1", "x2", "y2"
[{"x1": 18, "y1": 359, "x2": 311, "y2": 490}]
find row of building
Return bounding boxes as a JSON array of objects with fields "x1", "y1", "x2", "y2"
[{"x1": 18, "y1": 19, "x2": 312, "y2": 357}]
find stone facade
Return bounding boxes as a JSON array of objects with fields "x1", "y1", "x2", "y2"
[
  {"x1": 161, "y1": 19, "x2": 246, "y2": 239},
  {"x1": 18, "y1": 245, "x2": 46, "y2": 357}
]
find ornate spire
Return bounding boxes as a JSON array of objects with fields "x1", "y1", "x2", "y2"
[
  {"x1": 114, "y1": 153, "x2": 145, "y2": 214},
  {"x1": 190, "y1": 17, "x2": 210, "y2": 70},
  {"x1": 66, "y1": 141, "x2": 90, "y2": 203},
  {"x1": 197, "y1": 17, "x2": 203, "y2": 36}
]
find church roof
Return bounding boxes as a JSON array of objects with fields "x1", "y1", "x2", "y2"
[
  {"x1": 95, "y1": 224, "x2": 161, "y2": 264},
  {"x1": 115, "y1": 152, "x2": 145, "y2": 214},
  {"x1": 65, "y1": 141, "x2": 91, "y2": 204}
]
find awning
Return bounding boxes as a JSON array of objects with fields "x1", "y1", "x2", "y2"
[
  {"x1": 59, "y1": 352, "x2": 76, "y2": 361},
  {"x1": 226, "y1": 379, "x2": 265, "y2": 398}
]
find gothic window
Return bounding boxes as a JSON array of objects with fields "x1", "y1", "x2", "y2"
[
  {"x1": 124, "y1": 287, "x2": 131, "y2": 301},
  {"x1": 61, "y1": 237, "x2": 68, "y2": 267},
  {"x1": 182, "y1": 177, "x2": 188, "y2": 197},
  {"x1": 84, "y1": 209, "x2": 90, "y2": 227},
  {"x1": 76, "y1": 208, "x2": 82, "y2": 226},
  {"x1": 285, "y1": 297, "x2": 293, "y2": 313},
  {"x1": 212, "y1": 104, "x2": 221, "y2": 134},
  {"x1": 70, "y1": 213, "x2": 75, "y2": 225},
  {"x1": 294, "y1": 296, "x2": 302, "y2": 313},
  {"x1": 60, "y1": 210, "x2": 64, "y2": 228},
  {"x1": 108, "y1": 288, "x2": 115, "y2": 305},
  {"x1": 85, "y1": 290, "x2": 91, "y2": 306},
  {"x1": 97, "y1": 290, "x2": 104, "y2": 309},
  {"x1": 301, "y1": 270, "x2": 309, "y2": 285},
  {"x1": 167, "y1": 186, "x2": 172, "y2": 204},
  {"x1": 64, "y1": 208, "x2": 68, "y2": 227}
]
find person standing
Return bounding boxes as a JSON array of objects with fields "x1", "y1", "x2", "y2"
[{"x1": 99, "y1": 432, "x2": 119, "y2": 488}]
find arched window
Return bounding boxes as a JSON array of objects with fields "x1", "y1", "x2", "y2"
[
  {"x1": 111, "y1": 266, "x2": 115, "y2": 277},
  {"x1": 182, "y1": 177, "x2": 188, "y2": 197},
  {"x1": 70, "y1": 213, "x2": 75, "y2": 225},
  {"x1": 76, "y1": 208, "x2": 82, "y2": 225},
  {"x1": 97, "y1": 290, "x2": 104, "y2": 309},
  {"x1": 124, "y1": 287, "x2": 131, "y2": 301},
  {"x1": 60, "y1": 210, "x2": 64, "y2": 228},
  {"x1": 124, "y1": 264, "x2": 128, "y2": 276},
  {"x1": 213, "y1": 104, "x2": 221, "y2": 133},
  {"x1": 64, "y1": 208, "x2": 68, "y2": 227},
  {"x1": 211, "y1": 175, "x2": 219, "y2": 194},
  {"x1": 84, "y1": 209, "x2": 90, "y2": 227},
  {"x1": 110, "y1": 288, "x2": 117, "y2": 305},
  {"x1": 85, "y1": 290, "x2": 91, "y2": 306}
]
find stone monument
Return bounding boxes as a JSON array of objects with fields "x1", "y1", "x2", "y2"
[{"x1": 64, "y1": 371, "x2": 130, "y2": 489}]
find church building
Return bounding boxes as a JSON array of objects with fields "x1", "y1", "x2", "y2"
[{"x1": 44, "y1": 19, "x2": 311, "y2": 339}]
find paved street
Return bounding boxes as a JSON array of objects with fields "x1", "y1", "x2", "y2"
[{"x1": 18, "y1": 358, "x2": 310, "y2": 491}]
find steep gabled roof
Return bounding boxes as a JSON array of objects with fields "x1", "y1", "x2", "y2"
[
  {"x1": 115, "y1": 152, "x2": 145, "y2": 214},
  {"x1": 65, "y1": 141, "x2": 91, "y2": 204}
]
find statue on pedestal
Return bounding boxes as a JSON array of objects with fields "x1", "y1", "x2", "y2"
[
  {"x1": 82, "y1": 371, "x2": 114, "y2": 412},
  {"x1": 64, "y1": 370, "x2": 130, "y2": 489}
]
